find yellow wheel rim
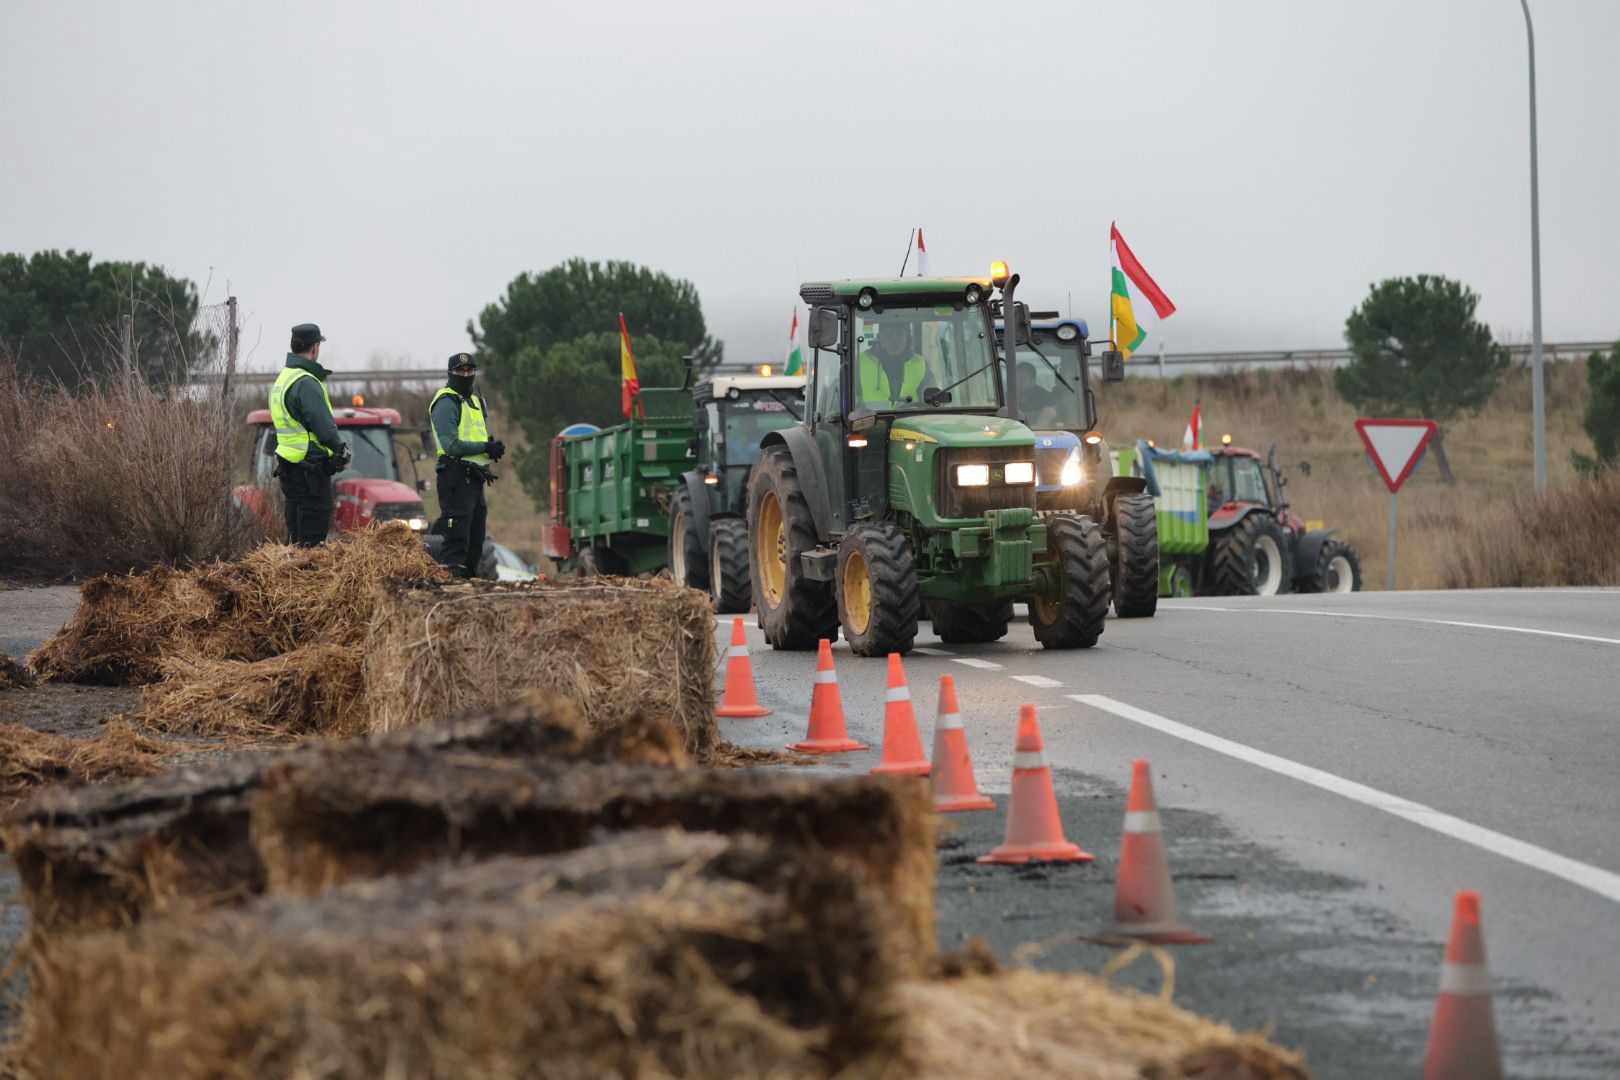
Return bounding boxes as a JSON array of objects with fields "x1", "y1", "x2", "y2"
[
  {"x1": 843, "y1": 549, "x2": 872, "y2": 635},
  {"x1": 758, "y1": 492, "x2": 786, "y2": 607},
  {"x1": 1032, "y1": 594, "x2": 1060, "y2": 624}
]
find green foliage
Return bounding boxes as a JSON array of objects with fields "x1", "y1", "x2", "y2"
[
  {"x1": 0, "y1": 250, "x2": 205, "y2": 387},
  {"x1": 1572, "y1": 341, "x2": 1620, "y2": 474},
  {"x1": 506, "y1": 330, "x2": 691, "y2": 498},
  {"x1": 1335, "y1": 274, "x2": 1509, "y2": 421},
  {"x1": 468, "y1": 259, "x2": 721, "y2": 399}
]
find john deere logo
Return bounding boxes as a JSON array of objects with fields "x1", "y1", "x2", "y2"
[{"x1": 992, "y1": 468, "x2": 1003, "y2": 481}]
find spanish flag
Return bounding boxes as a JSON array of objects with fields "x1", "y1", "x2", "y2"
[
  {"x1": 1110, "y1": 223, "x2": 1176, "y2": 359},
  {"x1": 619, "y1": 312, "x2": 640, "y2": 418}
]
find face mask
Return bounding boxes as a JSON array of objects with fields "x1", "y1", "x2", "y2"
[{"x1": 448, "y1": 373, "x2": 475, "y2": 396}]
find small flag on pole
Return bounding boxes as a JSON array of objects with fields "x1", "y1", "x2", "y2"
[
  {"x1": 619, "y1": 312, "x2": 640, "y2": 418},
  {"x1": 785, "y1": 308, "x2": 804, "y2": 375},
  {"x1": 915, "y1": 227, "x2": 931, "y2": 277},
  {"x1": 1182, "y1": 400, "x2": 1201, "y2": 450},
  {"x1": 1110, "y1": 223, "x2": 1176, "y2": 359}
]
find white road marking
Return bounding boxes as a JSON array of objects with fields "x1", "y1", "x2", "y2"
[
  {"x1": 952, "y1": 657, "x2": 1004, "y2": 670},
  {"x1": 912, "y1": 646, "x2": 954, "y2": 657},
  {"x1": 1073, "y1": 693, "x2": 1620, "y2": 906},
  {"x1": 1175, "y1": 605, "x2": 1620, "y2": 647},
  {"x1": 1011, "y1": 674, "x2": 1063, "y2": 688}
]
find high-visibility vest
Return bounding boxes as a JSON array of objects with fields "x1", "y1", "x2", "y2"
[
  {"x1": 431, "y1": 387, "x2": 492, "y2": 466},
  {"x1": 269, "y1": 366, "x2": 334, "y2": 463},
  {"x1": 858, "y1": 350, "x2": 927, "y2": 406}
]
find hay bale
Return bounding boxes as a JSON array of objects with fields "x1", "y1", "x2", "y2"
[
  {"x1": 407, "y1": 692, "x2": 690, "y2": 768},
  {"x1": 11, "y1": 831, "x2": 904, "y2": 1080},
  {"x1": 131, "y1": 643, "x2": 366, "y2": 742},
  {"x1": 27, "y1": 523, "x2": 445, "y2": 685},
  {"x1": 362, "y1": 576, "x2": 718, "y2": 761},
  {"x1": 0, "y1": 720, "x2": 170, "y2": 817},
  {"x1": 0, "y1": 651, "x2": 36, "y2": 690},
  {"x1": 251, "y1": 748, "x2": 938, "y2": 965}
]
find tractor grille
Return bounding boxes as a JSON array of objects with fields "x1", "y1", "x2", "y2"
[
  {"x1": 935, "y1": 446, "x2": 1036, "y2": 519},
  {"x1": 372, "y1": 501, "x2": 422, "y2": 522},
  {"x1": 1035, "y1": 446, "x2": 1072, "y2": 487}
]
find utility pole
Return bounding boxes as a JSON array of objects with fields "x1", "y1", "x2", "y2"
[
  {"x1": 1521, "y1": 0, "x2": 1547, "y2": 491},
  {"x1": 224, "y1": 295, "x2": 239, "y2": 404}
]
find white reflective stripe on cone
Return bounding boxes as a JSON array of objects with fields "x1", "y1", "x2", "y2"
[
  {"x1": 935, "y1": 711, "x2": 964, "y2": 731},
  {"x1": 885, "y1": 687, "x2": 911, "y2": 703},
  {"x1": 1438, "y1": 962, "x2": 1492, "y2": 996},
  {"x1": 813, "y1": 669, "x2": 838, "y2": 684},
  {"x1": 1012, "y1": 750, "x2": 1046, "y2": 770},
  {"x1": 1123, "y1": 810, "x2": 1162, "y2": 833},
  {"x1": 726, "y1": 645, "x2": 748, "y2": 659}
]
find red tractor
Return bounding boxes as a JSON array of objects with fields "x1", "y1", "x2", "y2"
[{"x1": 1203, "y1": 439, "x2": 1362, "y2": 595}]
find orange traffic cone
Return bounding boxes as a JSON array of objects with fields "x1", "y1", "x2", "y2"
[
  {"x1": 1110, "y1": 760, "x2": 1210, "y2": 944},
  {"x1": 929, "y1": 675, "x2": 994, "y2": 811},
  {"x1": 716, "y1": 617, "x2": 769, "y2": 718},
  {"x1": 870, "y1": 653, "x2": 930, "y2": 776},
  {"x1": 787, "y1": 639, "x2": 868, "y2": 753},
  {"x1": 1422, "y1": 890, "x2": 1504, "y2": 1080},
  {"x1": 978, "y1": 705, "x2": 1092, "y2": 864}
]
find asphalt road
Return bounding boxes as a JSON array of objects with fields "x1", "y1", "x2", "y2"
[{"x1": 717, "y1": 588, "x2": 1620, "y2": 1079}]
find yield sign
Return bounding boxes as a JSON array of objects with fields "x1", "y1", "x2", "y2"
[{"x1": 1355, "y1": 418, "x2": 1438, "y2": 493}]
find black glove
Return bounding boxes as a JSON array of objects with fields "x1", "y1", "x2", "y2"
[{"x1": 486, "y1": 438, "x2": 507, "y2": 462}]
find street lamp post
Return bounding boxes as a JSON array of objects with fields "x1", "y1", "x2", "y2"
[{"x1": 1520, "y1": 0, "x2": 1547, "y2": 492}]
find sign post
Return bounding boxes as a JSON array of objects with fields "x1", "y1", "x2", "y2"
[{"x1": 1354, "y1": 419, "x2": 1438, "y2": 591}]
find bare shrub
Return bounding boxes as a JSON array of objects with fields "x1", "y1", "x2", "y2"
[{"x1": 1443, "y1": 471, "x2": 1620, "y2": 588}]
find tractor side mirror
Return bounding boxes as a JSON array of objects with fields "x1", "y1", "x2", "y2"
[
  {"x1": 1101, "y1": 349, "x2": 1125, "y2": 382},
  {"x1": 1009, "y1": 302, "x2": 1032, "y2": 346},
  {"x1": 807, "y1": 307, "x2": 840, "y2": 349}
]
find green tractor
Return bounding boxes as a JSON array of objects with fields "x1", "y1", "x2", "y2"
[{"x1": 748, "y1": 268, "x2": 1114, "y2": 656}]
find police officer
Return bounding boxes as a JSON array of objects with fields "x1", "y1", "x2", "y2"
[
  {"x1": 268, "y1": 323, "x2": 349, "y2": 545},
  {"x1": 429, "y1": 352, "x2": 505, "y2": 578}
]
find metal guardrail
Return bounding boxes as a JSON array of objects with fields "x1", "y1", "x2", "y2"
[{"x1": 201, "y1": 342, "x2": 1612, "y2": 389}]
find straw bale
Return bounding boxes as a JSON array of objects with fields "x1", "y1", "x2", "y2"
[
  {"x1": 362, "y1": 576, "x2": 718, "y2": 761},
  {"x1": 27, "y1": 523, "x2": 445, "y2": 685},
  {"x1": 12, "y1": 831, "x2": 903, "y2": 1080},
  {"x1": 0, "y1": 720, "x2": 170, "y2": 818},
  {"x1": 252, "y1": 749, "x2": 938, "y2": 965},
  {"x1": 0, "y1": 652, "x2": 35, "y2": 689},
  {"x1": 871, "y1": 966, "x2": 1310, "y2": 1079},
  {"x1": 132, "y1": 643, "x2": 366, "y2": 742}
]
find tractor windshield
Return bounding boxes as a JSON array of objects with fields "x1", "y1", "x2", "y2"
[
  {"x1": 335, "y1": 426, "x2": 399, "y2": 482},
  {"x1": 1230, "y1": 455, "x2": 1270, "y2": 506},
  {"x1": 721, "y1": 393, "x2": 802, "y2": 466},
  {"x1": 852, "y1": 305, "x2": 997, "y2": 411},
  {"x1": 1012, "y1": 340, "x2": 1089, "y2": 431}
]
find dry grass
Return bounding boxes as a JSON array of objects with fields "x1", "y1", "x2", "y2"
[
  {"x1": 132, "y1": 644, "x2": 367, "y2": 742},
  {"x1": 0, "y1": 720, "x2": 172, "y2": 817},
  {"x1": 1444, "y1": 470, "x2": 1620, "y2": 587},
  {"x1": 0, "y1": 653, "x2": 35, "y2": 690},
  {"x1": 1101, "y1": 357, "x2": 1597, "y2": 588}
]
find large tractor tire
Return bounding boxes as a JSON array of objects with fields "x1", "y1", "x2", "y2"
[
  {"x1": 1030, "y1": 514, "x2": 1111, "y2": 650},
  {"x1": 1211, "y1": 513, "x2": 1292, "y2": 596},
  {"x1": 1109, "y1": 493, "x2": 1160, "y2": 618},
  {"x1": 835, "y1": 523, "x2": 920, "y2": 657},
  {"x1": 1297, "y1": 540, "x2": 1362, "y2": 594},
  {"x1": 709, "y1": 517, "x2": 752, "y2": 614},
  {"x1": 748, "y1": 446, "x2": 838, "y2": 650},
  {"x1": 928, "y1": 600, "x2": 1013, "y2": 644},
  {"x1": 476, "y1": 537, "x2": 499, "y2": 581},
  {"x1": 667, "y1": 486, "x2": 710, "y2": 593}
]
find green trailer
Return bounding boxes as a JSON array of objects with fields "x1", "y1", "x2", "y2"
[{"x1": 1113, "y1": 441, "x2": 1210, "y2": 597}]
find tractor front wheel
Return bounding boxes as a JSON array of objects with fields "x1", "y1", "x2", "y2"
[
  {"x1": 1030, "y1": 514, "x2": 1111, "y2": 649},
  {"x1": 709, "y1": 517, "x2": 752, "y2": 613},
  {"x1": 1299, "y1": 540, "x2": 1362, "y2": 594},
  {"x1": 1109, "y1": 493, "x2": 1160, "y2": 618},
  {"x1": 836, "y1": 523, "x2": 919, "y2": 657},
  {"x1": 748, "y1": 446, "x2": 838, "y2": 649},
  {"x1": 668, "y1": 486, "x2": 710, "y2": 592},
  {"x1": 928, "y1": 600, "x2": 1013, "y2": 644},
  {"x1": 1211, "y1": 514, "x2": 1292, "y2": 596}
]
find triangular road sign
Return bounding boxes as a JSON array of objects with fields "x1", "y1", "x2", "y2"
[{"x1": 1355, "y1": 418, "x2": 1438, "y2": 493}]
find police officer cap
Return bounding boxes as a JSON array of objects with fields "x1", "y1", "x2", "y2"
[
  {"x1": 291, "y1": 323, "x2": 327, "y2": 349},
  {"x1": 448, "y1": 352, "x2": 479, "y2": 371}
]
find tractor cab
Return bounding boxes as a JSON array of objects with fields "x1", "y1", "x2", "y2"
[
  {"x1": 1205, "y1": 438, "x2": 1303, "y2": 536},
  {"x1": 689, "y1": 373, "x2": 806, "y2": 515}
]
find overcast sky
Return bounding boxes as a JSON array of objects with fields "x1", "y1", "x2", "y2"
[{"x1": 3, "y1": 0, "x2": 1616, "y2": 372}]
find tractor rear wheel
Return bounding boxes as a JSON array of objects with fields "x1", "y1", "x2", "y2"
[
  {"x1": 1211, "y1": 514, "x2": 1292, "y2": 596},
  {"x1": 929, "y1": 600, "x2": 1013, "y2": 644},
  {"x1": 1030, "y1": 514, "x2": 1111, "y2": 649},
  {"x1": 1109, "y1": 493, "x2": 1160, "y2": 618},
  {"x1": 748, "y1": 446, "x2": 838, "y2": 650},
  {"x1": 668, "y1": 487, "x2": 710, "y2": 592},
  {"x1": 1299, "y1": 540, "x2": 1362, "y2": 594},
  {"x1": 709, "y1": 517, "x2": 752, "y2": 613},
  {"x1": 836, "y1": 523, "x2": 919, "y2": 657}
]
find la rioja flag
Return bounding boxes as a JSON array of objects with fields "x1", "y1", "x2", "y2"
[
  {"x1": 619, "y1": 312, "x2": 640, "y2": 418},
  {"x1": 1182, "y1": 400, "x2": 1201, "y2": 450},
  {"x1": 785, "y1": 308, "x2": 803, "y2": 375},
  {"x1": 1110, "y1": 223, "x2": 1176, "y2": 359},
  {"x1": 915, "y1": 227, "x2": 931, "y2": 277}
]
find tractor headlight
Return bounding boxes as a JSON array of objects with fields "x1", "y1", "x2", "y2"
[
  {"x1": 955, "y1": 463, "x2": 990, "y2": 487},
  {"x1": 1004, "y1": 461, "x2": 1035, "y2": 485},
  {"x1": 407, "y1": 517, "x2": 429, "y2": 531},
  {"x1": 857, "y1": 288, "x2": 877, "y2": 309},
  {"x1": 1059, "y1": 453, "x2": 1083, "y2": 487},
  {"x1": 1055, "y1": 323, "x2": 1079, "y2": 342}
]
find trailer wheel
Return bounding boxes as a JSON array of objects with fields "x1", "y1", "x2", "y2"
[
  {"x1": 1166, "y1": 563, "x2": 1193, "y2": 598},
  {"x1": 709, "y1": 517, "x2": 752, "y2": 614},
  {"x1": 928, "y1": 600, "x2": 1013, "y2": 644},
  {"x1": 1212, "y1": 514, "x2": 1293, "y2": 596},
  {"x1": 836, "y1": 523, "x2": 919, "y2": 657},
  {"x1": 1299, "y1": 540, "x2": 1362, "y2": 594},
  {"x1": 668, "y1": 486, "x2": 710, "y2": 592},
  {"x1": 1030, "y1": 514, "x2": 1111, "y2": 649},
  {"x1": 748, "y1": 446, "x2": 837, "y2": 650},
  {"x1": 1109, "y1": 493, "x2": 1160, "y2": 618}
]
